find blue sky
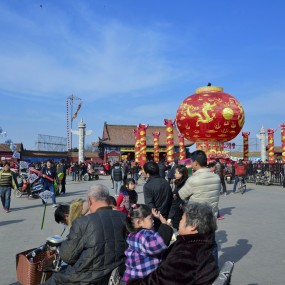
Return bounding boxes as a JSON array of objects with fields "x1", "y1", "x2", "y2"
[{"x1": 0, "y1": 0, "x2": 285, "y2": 151}]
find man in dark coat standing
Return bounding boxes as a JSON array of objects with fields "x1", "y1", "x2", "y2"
[
  {"x1": 143, "y1": 161, "x2": 172, "y2": 221},
  {"x1": 157, "y1": 159, "x2": 170, "y2": 179},
  {"x1": 58, "y1": 159, "x2": 67, "y2": 195},
  {"x1": 44, "y1": 184, "x2": 126, "y2": 285}
]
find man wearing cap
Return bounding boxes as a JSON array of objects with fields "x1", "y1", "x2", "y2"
[{"x1": 0, "y1": 161, "x2": 18, "y2": 213}]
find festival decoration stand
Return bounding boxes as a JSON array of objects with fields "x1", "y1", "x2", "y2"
[
  {"x1": 196, "y1": 142, "x2": 230, "y2": 161},
  {"x1": 38, "y1": 190, "x2": 54, "y2": 230},
  {"x1": 133, "y1": 128, "x2": 141, "y2": 163},
  {"x1": 178, "y1": 133, "x2": 186, "y2": 160},
  {"x1": 164, "y1": 119, "x2": 175, "y2": 163},
  {"x1": 242, "y1": 132, "x2": 250, "y2": 161},
  {"x1": 267, "y1": 129, "x2": 275, "y2": 163},
  {"x1": 138, "y1": 124, "x2": 148, "y2": 167},
  {"x1": 152, "y1": 132, "x2": 160, "y2": 163},
  {"x1": 280, "y1": 124, "x2": 285, "y2": 163}
]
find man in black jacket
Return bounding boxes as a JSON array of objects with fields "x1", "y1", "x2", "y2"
[
  {"x1": 112, "y1": 162, "x2": 124, "y2": 197},
  {"x1": 143, "y1": 161, "x2": 172, "y2": 221},
  {"x1": 42, "y1": 160, "x2": 59, "y2": 207},
  {"x1": 157, "y1": 159, "x2": 170, "y2": 179},
  {"x1": 58, "y1": 159, "x2": 67, "y2": 195},
  {"x1": 44, "y1": 184, "x2": 126, "y2": 285}
]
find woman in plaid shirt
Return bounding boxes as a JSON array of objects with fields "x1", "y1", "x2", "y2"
[{"x1": 121, "y1": 204, "x2": 173, "y2": 284}]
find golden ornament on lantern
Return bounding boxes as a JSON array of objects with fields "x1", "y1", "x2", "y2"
[{"x1": 176, "y1": 84, "x2": 245, "y2": 142}]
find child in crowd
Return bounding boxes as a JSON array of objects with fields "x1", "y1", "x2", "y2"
[
  {"x1": 121, "y1": 204, "x2": 173, "y2": 284},
  {"x1": 116, "y1": 178, "x2": 138, "y2": 213},
  {"x1": 107, "y1": 195, "x2": 118, "y2": 210}
]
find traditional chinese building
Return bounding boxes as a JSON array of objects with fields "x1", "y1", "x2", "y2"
[{"x1": 95, "y1": 123, "x2": 194, "y2": 162}]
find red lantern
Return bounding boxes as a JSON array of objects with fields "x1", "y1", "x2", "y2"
[{"x1": 176, "y1": 85, "x2": 245, "y2": 142}]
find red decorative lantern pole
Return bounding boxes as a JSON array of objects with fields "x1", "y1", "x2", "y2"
[
  {"x1": 164, "y1": 119, "x2": 175, "y2": 163},
  {"x1": 133, "y1": 128, "x2": 141, "y2": 163},
  {"x1": 178, "y1": 133, "x2": 186, "y2": 160},
  {"x1": 152, "y1": 132, "x2": 160, "y2": 163},
  {"x1": 267, "y1": 129, "x2": 275, "y2": 163},
  {"x1": 242, "y1": 132, "x2": 250, "y2": 161},
  {"x1": 280, "y1": 124, "x2": 285, "y2": 163},
  {"x1": 139, "y1": 124, "x2": 148, "y2": 167}
]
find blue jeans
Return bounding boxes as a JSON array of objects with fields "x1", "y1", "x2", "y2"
[
  {"x1": 0, "y1": 186, "x2": 11, "y2": 210},
  {"x1": 133, "y1": 173, "x2": 139, "y2": 183},
  {"x1": 232, "y1": 175, "x2": 239, "y2": 192},
  {"x1": 43, "y1": 182, "x2": 56, "y2": 204},
  {"x1": 114, "y1": 181, "x2": 122, "y2": 195}
]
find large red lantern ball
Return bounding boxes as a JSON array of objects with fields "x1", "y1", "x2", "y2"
[{"x1": 176, "y1": 85, "x2": 245, "y2": 142}]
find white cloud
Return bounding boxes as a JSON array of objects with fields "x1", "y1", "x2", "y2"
[{"x1": 0, "y1": 4, "x2": 189, "y2": 102}]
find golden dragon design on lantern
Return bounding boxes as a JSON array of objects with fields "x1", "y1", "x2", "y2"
[{"x1": 183, "y1": 102, "x2": 216, "y2": 127}]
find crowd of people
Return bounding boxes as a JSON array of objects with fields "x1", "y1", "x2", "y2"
[
  {"x1": 32, "y1": 150, "x2": 224, "y2": 285},
  {"x1": 3, "y1": 152, "x2": 282, "y2": 283}
]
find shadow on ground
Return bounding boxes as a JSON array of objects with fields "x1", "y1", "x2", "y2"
[
  {"x1": 0, "y1": 219, "x2": 25, "y2": 226},
  {"x1": 218, "y1": 238, "x2": 252, "y2": 266},
  {"x1": 219, "y1": 207, "x2": 235, "y2": 217}
]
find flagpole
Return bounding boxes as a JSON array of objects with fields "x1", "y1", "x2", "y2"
[
  {"x1": 70, "y1": 95, "x2": 73, "y2": 151},
  {"x1": 67, "y1": 94, "x2": 82, "y2": 152}
]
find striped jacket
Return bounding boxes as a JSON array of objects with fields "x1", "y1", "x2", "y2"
[{"x1": 0, "y1": 170, "x2": 17, "y2": 189}]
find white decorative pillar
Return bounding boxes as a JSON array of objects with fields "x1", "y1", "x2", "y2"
[
  {"x1": 256, "y1": 125, "x2": 266, "y2": 162},
  {"x1": 71, "y1": 119, "x2": 92, "y2": 163}
]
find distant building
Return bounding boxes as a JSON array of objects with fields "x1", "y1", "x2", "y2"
[
  {"x1": 0, "y1": 143, "x2": 23, "y2": 161},
  {"x1": 0, "y1": 144, "x2": 102, "y2": 163},
  {"x1": 94, "y1": 123, "x2": 193, "y2": 162}
]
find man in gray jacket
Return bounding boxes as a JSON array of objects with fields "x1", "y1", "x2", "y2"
[
  {"x1": 178, "y1": 150, "x2": 220, "y2": 217},
  {"x1": 44, "y1": 184, "x2": 126, "y2": 285},
  {"x1": 178, "y1": 150, "x2": 221, "y2": 264}
]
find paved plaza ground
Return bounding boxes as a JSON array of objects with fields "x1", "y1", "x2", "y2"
[{"x1": 1, "y1": 175, "x2": 285, "y2": 285}]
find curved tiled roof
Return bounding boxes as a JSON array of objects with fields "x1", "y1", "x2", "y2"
[{"x1": 100, "y1": 123, "x2": 194, "y2": 147}]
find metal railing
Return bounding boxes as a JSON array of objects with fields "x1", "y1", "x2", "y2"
[{"x1": 245, "y1": 163, "x2": 284, "y2": 186}]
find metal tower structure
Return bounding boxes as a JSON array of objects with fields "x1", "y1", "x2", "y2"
[
  {"x1": 36, "y1": 134, "x2": 67, "y2": 152},
  {"x1": 66, "y1": 95, "x2": 82, "y2": 151}
]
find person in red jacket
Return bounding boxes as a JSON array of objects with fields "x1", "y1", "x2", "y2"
[
  {"x1": 233, "y1": 159, "x2": 246, "y2": 193},
  {"x1": 116, "y1": 178, "x2": 138, "y2": 213}
]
